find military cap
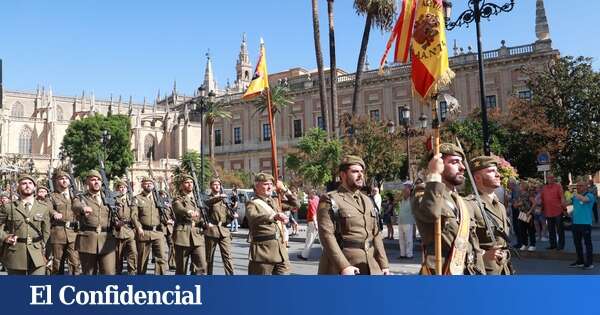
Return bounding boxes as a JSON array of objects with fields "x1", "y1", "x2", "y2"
[
  {"x1": 338, "y1": 155, "x2": 366, "y2": 171},
  {"x1": 254, "y1": 172, "x2": 275, "y2": 183},
  {"x1": 0, "y1": 191, "x2": 10, "y2": 198},
  {"x1": 178, "y1": 174, "x2": 195, "y2": 182},
  {"x1": 140, "y1": 176, "x2": 154, "y2": 183},
  {"x1": 86, "y1": 170, "x2": 102, "y2": 181},
  {"x1": 17, "y1": 174, "x2": 37, "y2": 185},
  {"x1": 37, "y1": 186, "x2": 49, "y2": 192},
  {"x1": 209, "y1": 177, "x2": 222, "y2": 185},
  {"x1": 53, "y1": 170, "x2": 70, "y2": 180},
  {"x1": 470, "y1": 155, "x2": 500, "y2": 173},
  {"x1": 113, "y1": 179, "x2": 127, "y2": 189},
  {"x1": 439, "y1": 143, "x2": 466, "y2": 159}
]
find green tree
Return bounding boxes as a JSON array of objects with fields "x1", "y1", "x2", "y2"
[
  {"x1": 311, "y1": 0, "x2": 330, "y2": 136},
  {"x1": 61, "y1": 114, "x2": 133, "y2": 179},
  {"x1": 171, "y1": 150, "x2": 213, "y2": 193},
  {"x1": 286, "y1": 128, "x2": 343, "y2": 188},
  {"x1": 204, "y1": 100, "x2": 232, "y2": 163},
  {"x1": 255, "y1": 84, "x2": 294, "y2": 116}
]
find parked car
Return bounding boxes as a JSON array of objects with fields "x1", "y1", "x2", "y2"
[{"x1": 223, "y1": 188, "x2": 254, "y2": 228}]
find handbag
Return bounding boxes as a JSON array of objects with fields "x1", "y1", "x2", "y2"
[{"x1": 518, "y1": 211, "x2": 532, "y2": 223}]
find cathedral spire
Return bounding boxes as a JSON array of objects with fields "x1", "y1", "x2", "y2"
[
  {"x1": 142, "y1": 96, "x2": 146, "y2": 113},
  {"x1": 535, "y1": 0, "x2": 550, "y2": 41},
  {"x1": 203, "y1": 50, "x2": 217, "y2": 94},
  {"x1": 235, "y1": 33, "x2": 252, "y2": 92},
  {"x1": 108, "y1": 94, "x2": 113, "y2": 116},
  {"x1": 117, "y1": 95, "x2": 122, "y2": 114}
]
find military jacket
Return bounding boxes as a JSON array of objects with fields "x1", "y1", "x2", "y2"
[
  {"x1": 204, "y1": 193, "x2": 232, "y2": 239},
  {"x1": 172, "y1": 193, "x2": 205, "y2": 247},
  {"x1": 466, "y1": 193, "x2": 513, "y2": 275},
  {"x1": 246, "y1": 192, "x2": 299, "y2": 264},
  {"x1": 0, "y1": 199, "x2": 50, "y2": 270},
  {"x1": 317, "y1": 185, "x2": 389, "y2": 275},
  {"x1": 134, "y1": 192, "x2": 164, "y2": 241},
  {"x1": 113, "y1": 195, "x2": 139, "y2": 240},
  {"x1": 412, "y1": 181, "x2": 485, "y2": 275},
  {"x1": 49, "y1": 190, "x2": 79, "y2": 244},
  {"x1": 73, "y1": 192, "x2": 116, "y2": 255}
]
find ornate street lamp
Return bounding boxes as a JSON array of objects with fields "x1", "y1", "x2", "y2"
[
  {"x1": 194, "y1": 86, "x2": 216, "y2": 192},
  {"x1": 392, "y1": 107, "x2": 428, "y2": 181},
  {"x1": 100, "y1": 130, "x2": 111, "y2": 161},
  {"x1": 442, "y1": 0, "x2": 515, "y2": 156}
]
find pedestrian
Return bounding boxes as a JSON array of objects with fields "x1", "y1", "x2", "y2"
[
  {"x1": 567, "y1": 180, "x2": 595, "y2": 269},
  {"x1": 382, "y1": 193, "x2": 395, "y2": 240},
  {"x1": 204, "y1": 178, "x2": 235, "y2": 275},
  {"x1": 396, "y1": 181, "x2": 415, "y2": 259},
  {"x1": 297, "y1": 189, "x2": 318, "y2": 261},
  {"x1": 541, "y1": 174, "x2": 566, "y2": 250},
  {"x1": 588, "y1": 178, "x2": 598, "y2": 224},
  {"x1": 289, "y1": 187, "x2": 299, "y2": 236},
  {"x1": 508, "y1": 179, "x2": 522, "y2": 249},
  {"x1": 317, "y1": 155, "x2": 390, "y2": 275},
  {"x1": 515, "y1": 180, "x2": 536, "y2": 251},
  {"x1": 229, "y1": 185, "x2": 240, "y2": 232},
  {"x1": 533, "y1": 183, "x2": 548, "y2": 242}
]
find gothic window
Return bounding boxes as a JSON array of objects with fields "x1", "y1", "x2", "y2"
[
  {"x1": 11, "y1": 102, "x2": 24, "y2": 117},
  {"x1": 144, "y1": 134, "x2": 156, "y2": 160},
  {"x1": 18, "y1": 127, "x2": 32, "y2": 154},
  {"x1": 244, "y1": 70, "x2": 250, "y2": 80},
  {"x1": 56, "y1": 106, "x2": 64, "y2": 121}
]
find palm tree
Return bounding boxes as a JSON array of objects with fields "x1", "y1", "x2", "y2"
[
  {"x1": 204, "y1": 100, "x2": 232, "y2": 163},
  {"x1": 351, "y1": 0, "x2": 396, "y2": 114},
  {"x1": 255, "y1": 84, "x2": 294, "y2": 117},
  {"x1": 327, "y1": 0, "x2": 339, "y2": 137},
  {"x1": 311, "y1": 0, "x2": 329, "y2": 138}
]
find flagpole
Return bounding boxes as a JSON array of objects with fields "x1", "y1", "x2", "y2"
[
  {"x1": 266, "y1": 87, "x2": 279, "y2": 181},
  {"x1": 431, "y1": 95, "x2": 442, "y2": 275}
]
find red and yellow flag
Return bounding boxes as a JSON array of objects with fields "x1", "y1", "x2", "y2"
[
  {"x1": 243, "y1": 39, "x2": 270, "y2": 100},
  {"x1": 379, "y1": 0, "x2": 417, "y2": 72},
  {"x1": 411, "y1": 0, "x2": 454, "y2": 99}
]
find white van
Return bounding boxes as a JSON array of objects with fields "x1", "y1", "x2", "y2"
[{"x1": 223, "y1": 188, "x2": 254, "y2": 227}]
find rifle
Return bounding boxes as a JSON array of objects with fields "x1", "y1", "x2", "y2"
[
  {"x1": 187, "y1": 161, "x2": 209, "y2": 223},
  {"x1": 97, "y1": 158, "x2": 121, "y2": 231},
  {"x1": 47, "y1": 166, "x2": 55, "y2": 193},
  {"x1": 67, "y1": 163, "x2": 83, "y2": 202},
  {"x1": 147, "y1": 156, "x2": 171, "y2": 224},
  {"x1": 123, "y1": 168, "x2": 135, "y2": 207}
]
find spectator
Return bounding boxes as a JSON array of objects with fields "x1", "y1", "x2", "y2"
[
  {"x1": 229, "y1": 185, "x2": 240, "y2": 232},
  {"x1": 541, "y1": 174, "x2": 566, "y2": 250},
  {"x1": 371, "y1": 186, "x2": 382, "y2": 212},
  {"x1": 515, "y1": 180, "x2": 536, "y2": 251},
  {"x1": 588, "y1": 179, "x2": 599, "y2": 224},
  {"x1": 508, "y1": 179, "x2": 522, "y2": 248},
  {"x1": 567, "y1": 180, "x2": 596, "y2": 269},
  {"x1": 289, "y1": 187, "x2": 300, "y2": 236},
  {"x1": 395, "y1": 182, "x2": 415, "y2": 259},
  {"x1": 382, "y1": 193, "x2": 395, "y2": 240},
  {"x1": 297, "y1": 189, "x2": 319, "y2": 261},
  {"x1": 533, "y1": 183, "x2": 548, "y2": 242}
]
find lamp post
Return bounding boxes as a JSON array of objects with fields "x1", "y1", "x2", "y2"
[
  {"x1": 442, "y1": 0, "x2": 515, "y2": 156},
  {"x1": 100, "y1": 130, "x2": 111, "y2": 161},
  {"x1": 194, "y1": 86, "x2": 216, "y2": 192},
  {"x1": 389, "y1": 108, "x2": 428, "y2": 181}
]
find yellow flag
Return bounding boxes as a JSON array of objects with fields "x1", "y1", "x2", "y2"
[{"x1": 243, "y1": 39, "x2": 269, "y2": 100}]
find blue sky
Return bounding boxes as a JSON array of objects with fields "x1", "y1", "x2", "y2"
[{"x1": 1, "y1": 0, "x2": 598, "y2": 102}]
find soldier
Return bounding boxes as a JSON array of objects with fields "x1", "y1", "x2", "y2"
[
  {"x1": 466, "y1": 156, "x2": 514, "y2": 275},
  {"x1": 317, "y1": 155, "x2": 389, "y2": 275},
  {"x1": 204, "y1": 178, "x2": 235, "y2": 275},
  {"x1": 73, "y1": 170, "x2": 117, "y2": 275},
  {"x1": 412, "y1": 144, "x2": 488, "y2": 275},
  {"x1": 246, "y1": 173, "x2": 299, "y2": 275},
  {"x1": 171, "y1": 174, "x2": 206, "y2": 275},
  {"x1": 0, "y1": 175, "x2": 51, "y2": 275},
  {"x1": 49, "y1": 170, "x2": 81, "y2": 275},
  {"x1": 36, "y1": 186, "x2": 50, "y2": 202},
  {"x1": 159, "y1": 189, "x2": 177, "y2": 271},
  {"x1": 0, "y1": 191, "x2": 10, "y2": 205},
  {"x1": 113, "y1": 180, "x2": 139, "y2": 275},
  {"x1": 135, "y1": 177, "x2": 169, "y2": 275}
]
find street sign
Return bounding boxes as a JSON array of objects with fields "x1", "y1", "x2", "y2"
[
  {"x1": 537, "y1": 152, "x2": 551, "y2": 165},
  {"x1": 537, "y1": 164, "x2": 551, "y2": 172}
]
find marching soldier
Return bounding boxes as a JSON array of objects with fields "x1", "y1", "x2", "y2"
[
  {"x1": 36, "y1": 186, "x2": 50, "y2": 202},
  {"x1": 204, "y1": 178, "x2": 235, "y2": 275},
  {"x1": 73, "y1": 170, "x2": 117, "y2": 275},
  {"x1": 113, "y1": 180, "x2": 139, "y2": 275},
  {"x1": 246, "y1": 173, "x2": 299, "y2": 275},
  {"x1": 159, "y1": 190, "x2": 177, "y2": 271},
  {"x1": 49, "y1": 170, "x2": 81, "y2": 275},
  {"x1": 0, "y1": 191, "x2": 10, "y2": 205},
  {"x1": 171, "y1": 174, "x2": 206, "y2": 275},
  {"x1": 0, "y1": 175, "x2": 51, "y2": 275},
  {"x1": 135, "y1": 177, "x2": 169, "y2": 275},
  {"x1": 317, "y1": 155, "x2": 390, "y2": 275},
  {"x1": 412, "y1": 144, "x2": 486, "y2": 275},
  {"x1": 466, "y1": 156, "x2": 514, "y2": 275}
]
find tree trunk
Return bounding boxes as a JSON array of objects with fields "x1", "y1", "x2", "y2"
[
  {"x1": 311, "y1": 0, "x2": 330, "y2": 138},
  {"x1": 328, "y1": 0, "x2": 339, "y2": 138},
  {"x1": 208, "y1": 122, "x2": 214, "y2": 163},
  {"x1": 351, "y1": 13, "x2": 372, "y2": 115}
]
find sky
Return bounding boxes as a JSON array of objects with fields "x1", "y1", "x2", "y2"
[{"x1": 1, "y1": 0, "x2": 598, "y2": 103}]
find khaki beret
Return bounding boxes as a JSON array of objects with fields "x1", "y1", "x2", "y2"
[
  {"x1": 140, "y1": 176, "x2": 154, "y2": 183},
  {"x1": 209, "y1": 177, "x2": 221, "y2": 185},
  {"x1": 37, "y1": 186, "x2": 49, "y2": 192},
  {"x1": 17, "y1": 174, "x2": 37, "y2": 185},
  {"x1": 86, "y1": 170, "x2": 102, "y2": 181},
  {"x1": 339, "y1": 155, "x2": 366, "y2": 171},
  {"x1": 53, "y1": 170, "x2": 70, "y2": 180},
  {"x1": 470, "y1": 155, "x2": 500, "y2": 173},
  {"x1": 254, "y1": 172, "x2": 274, "y2": 183},
  {"x1": 179, "y1": 174, "x2": 195, "y2": 182},
  {"x1": 113, "y1": 179, "x2": 127, "y2": 189},
  {"x1": 0, "y1": 191, "x2": 10, "y2": 198},
  {"x1": 439, "y1": 143, "x2": 466, "y2": 159}
]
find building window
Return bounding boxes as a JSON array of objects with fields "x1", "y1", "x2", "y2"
[
  {"x1": 369, "y1": 109, "x2": 381, "y2": 121},
  {"x1": 518, "y1": 90, "x2": 532, "y2": 101},
  {"x1": 215, "y1": 129, "x2": 222, "y2": 147},
  {"x1": 316, "y1": 116, "x2": 324, "y2": 129},
  {"x1": 293, "y1": 119, "x2": 303, "y2": 138},
  {"x1": 18, "y1": 127, "x2": 32, "y2": 154},
  {"x1": 485, "y1": 95, "x2": 497, "y2": 108},
  {"x1": 233, "y1": 127, "x2": 242, "y2": 144},
  {"x1": 438, "y1": 101, "x2": 448, "y2": 122},
  {"x1": 144, "y1": 134, "x2": 156, "y2": 160},
  {"x1": 11, "y1": 102, "x2": 24, "y2": 117},
  {"x1": 262, "y1": 123, "x2": 271, "y2": 141}
]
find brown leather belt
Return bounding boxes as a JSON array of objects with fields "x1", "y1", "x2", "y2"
[
  {"x1": 52, "y1": 221, "x2": 79, "y2": 229},
  {"x1": 343, "y1": 240, "x2": 373, "y2": 250},
  {"x1": 253, "y1": 234, "x2": 278, "y2": 242},
  {"x1": 141, "y1": 224, "x2": 163, "y2": 232},
  {"x1": 80, "y1": 225, "x2": 109, "y2": 233},
  {"x1": 16, "y1": 236, "x2": 43, "y2": 244}
]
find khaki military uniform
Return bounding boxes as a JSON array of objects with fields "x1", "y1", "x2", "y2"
[
  {"x1": 317, "y1": 185, "x2": 389, "y2": 275},
  {"x1": 73, "y1": 192, "x2": 117, "y2": 275},
  {"x1": 49, "y1": 190, "x2": 81, "y2": 275},
  {"x1": 164, "y1": 205, "x2": 176, "y2": 270},
  {"x1": 172, "y1": 193, "x2": 206, "y2": 275},
  {"x1": 412, "y1": 181, "x2": 485, "y2": 275},
  {"x1": 0, "y1": 199, "x2": 50, "y2": 275},
  {"x1": 135, "y1": 192, "x2": 168, "y2": 275},
  {"x1": 204, "y1": 194, "x2": 234, "y2": 275},
  {"x1": 246, "y1": 191, "x2": 299, "y2": 275},
  {"x1": 113, "y1": 194, "x2": 139, "y2": 275},
  {"x1": 467, "y1": 193, "x2": 514, "y2": 275}
]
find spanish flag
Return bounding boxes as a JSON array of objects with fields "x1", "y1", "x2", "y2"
[
  {"x1": 243, "y1": 39, "x2": 270, "y2": 100},
  {"x1": 379, "y1": 0, "x2": 417, "y2": 72},
  {"x1": 411, "y1": 0, "x2": 454, "y2": 99}
]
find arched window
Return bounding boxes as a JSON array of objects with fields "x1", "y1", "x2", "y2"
[
  {"x1": 18, "y1": 127, "x2": 33, "y2": 154},
  {"x1": 143, "y1": 134, "x2": 156, "y2": 160},
  {"x1": 56, "y1": 106, "x2": 64, "y2": 121},
  {"x1": 11, "y1": 102, "x2": 24, "y2": 117}
]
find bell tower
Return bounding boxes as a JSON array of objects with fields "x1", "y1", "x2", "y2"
[{"x1": 235, "y1": 33, "x2": 253, "y2": 92}]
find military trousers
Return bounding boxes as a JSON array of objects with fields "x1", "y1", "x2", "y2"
[
  {"x1": 174, "y1": 244, "x2": 206, "y2": 275},
  {"x1": 248, "y1": 261, "x2": 290, "y2": 275},
  {"x1": 6, "y1": 251, "x2": 46, "y2": 275},
  {"x1": 205, "y1": 235, "x2": 234, "y2": 275},
  {"x1": 115, "y1": 237, "x2": 138, "y2": 275},
  {"x1": 137, "y1": 237, "x2": 168, "y2": 275},
  {"x1": 166, "y1": 234, "x2": 176, "y2": 270},
  {"x1": 51, "y1": 241, "x2": 80, "y2": 275},
  {"x1": 79, "y1": 251, "x2": 116, "y2": 275}
]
